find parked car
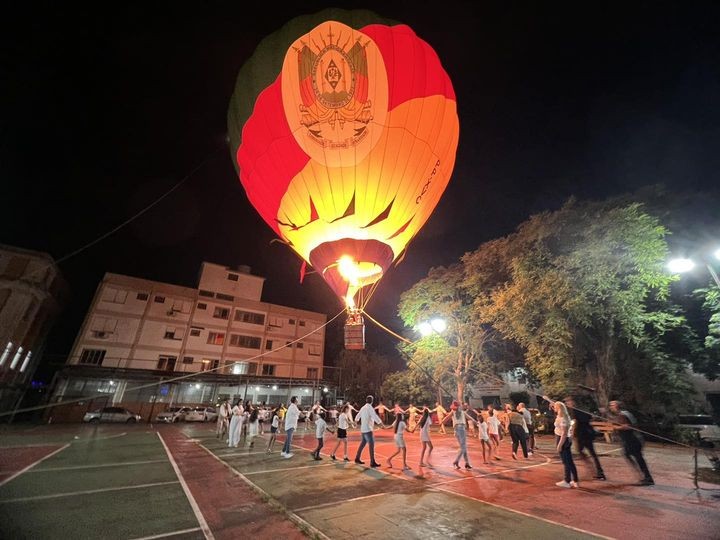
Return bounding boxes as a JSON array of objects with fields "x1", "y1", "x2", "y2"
[
  {"x1": 155, "y1": 406, "x2": 192, "y2": 423},
  {"x1": 184, "y1": 406, "x2": 218, "y2": 422},
  {"x1": 83, "y1": 407, "x2": 142, "y2": 424},
  {"x1": 676, "y1": 414, "x2": 720, "y2": 446}
]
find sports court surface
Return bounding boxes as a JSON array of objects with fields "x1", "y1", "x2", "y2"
[{"x1": 1, "y1": 423, "x2": 718, "y2": 539}]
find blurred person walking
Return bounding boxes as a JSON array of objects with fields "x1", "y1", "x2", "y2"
[{"x1": 609, "y1": 400, "x2": 654, "y2": 486}]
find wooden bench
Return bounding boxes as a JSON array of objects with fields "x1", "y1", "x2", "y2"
[{"x1": 590, "y1": 421, "x2": 615, "y2": 443}]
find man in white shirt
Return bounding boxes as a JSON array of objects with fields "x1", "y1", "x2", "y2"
[
  {"x1": 354, "y1": 395, "x2": 384, "y2": 467},
  {"x1": 282, "y1": 396, "x2": 300, "y2": 458}
]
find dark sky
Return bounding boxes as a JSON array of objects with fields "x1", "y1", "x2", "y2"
[{"x1": 3, "y1": 1, "x2": 720, "y2": 372}]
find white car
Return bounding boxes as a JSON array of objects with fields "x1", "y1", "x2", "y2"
[
  {"x1": 83, "y1": 407, "x2": 142, "y2": 424},
  {"x1": 184, "y1": 406, "x2": 218, "y2": 422},
  {"x1": 155, "y1": 406, "x2": 191, "y2": 423}
]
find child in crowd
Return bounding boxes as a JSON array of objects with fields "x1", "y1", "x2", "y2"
[
  {"x1": 266, "y1": 407, "x2": 280, "y2": 453},
  {"x1": 418, "y1": 407, "x2": 434, "y2": 468},
  {"x1": 312, "y1": 411, "x2": 334, "y2": 460},
  {"x1": 387, "y1": 412, "x2": 413, "y2": 470},
  {"x1": 477, "y1": 413, "x2": 492, "y2": 464}
]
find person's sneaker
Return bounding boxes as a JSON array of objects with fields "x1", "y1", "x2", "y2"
[
  {"x1": 594, "y1": 474, "x2": 607, "y2": 480},
  {"x1": 280, "y1": 452, "x2": 287, "y2": 457},
  {"x1": 370, "y1": 462, "x2": 381, "y2": 468},
  {"x1": 343, "y1": 457, "x2": 350, "y2": 461},
  {"x1": 465, "y1": 464, "x2": 473, "y2": 470},
  {"x1": 528, "y1": 451, "x2": 534, "y2": 457},
  {"x1": 511, "y1": 452, "x2": 517, "y2": 460},
  {"x1": 453, "y1": 462, "x2": 460, "y2": 470},
  {"x1": 494, "y1": 456, "x2": 502, "y2": 460},
  {"x1": 555, "y1": 480, "x2": 572, "y2": 488},
  {"x1": 330, "y1": 454, "x2": 336, "y2": 461},
  {"x1": 638, "y1": 478, "x2": 655, "y2": 486},
  {"x1": 313, "y1": 456, "x2": 322, "y2": 461},
  {"x1": 570, "y1": 481, "x2": 579, "y2": 488},
  {"x1": 283, "y1": 453, "x2": 294, "y2": 459},
  {"x1": 354, "y1": 459, "x2": 365, "y2": 465}
]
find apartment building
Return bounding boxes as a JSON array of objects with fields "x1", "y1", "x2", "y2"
[
  {"x1": 50, "y1": 262, "x2": 328, "y2": 421},
  {"x1": 0, "y1": 244, "x2": 65, "y2": 415}
]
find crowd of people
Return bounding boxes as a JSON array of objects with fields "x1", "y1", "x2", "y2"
[{"x1": 214, "y1": 394, "x2": 655, "y2": 488}]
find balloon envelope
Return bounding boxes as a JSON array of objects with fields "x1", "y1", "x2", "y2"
[{"x1": 228, "y1": 9, "x2": 459, "y2": 306}]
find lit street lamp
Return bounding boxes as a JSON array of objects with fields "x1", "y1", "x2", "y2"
[
  {"x1": 668, "y1": 249, "x2": 720, "y2": 288},
  {"x1": 417, "y1": 318, "x2": 447, "y2": 337}
]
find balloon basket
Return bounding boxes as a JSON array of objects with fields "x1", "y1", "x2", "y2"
[{"x1": 344, "y1": 310, "x2": 365, "y2": 350}]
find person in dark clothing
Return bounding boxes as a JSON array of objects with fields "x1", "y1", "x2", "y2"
[
  {"x1": 608, "y1": 400, "x2": 654, "y2": 486},
  {"x1": 564, "y1": 396, "x2": 606, "y2": 480}
]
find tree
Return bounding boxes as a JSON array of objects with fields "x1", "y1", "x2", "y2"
[
  {"x1": 466, "y1": 198, "x2": 686, "y2": 408},
  {"x1": 397, "y1": 264, "x2": 515, "y2": 403},
  {"x1": 333, "y1": 349, "x2": 391, "y2": 404},
  {"x1": 379, "y1": 370, "x2": 434, "y2": 406}
]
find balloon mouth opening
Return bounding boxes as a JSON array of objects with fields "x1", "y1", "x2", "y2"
[{"x1": 309, "y1": 238, "x2": 393, "y2": 305}]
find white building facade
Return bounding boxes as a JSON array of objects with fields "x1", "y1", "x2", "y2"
[
  {"x1": 50, "y1": 262, "x2": 328, "y2": 421},
  {"x1": 0, "y1": 244, "x2": 65, "y2": 415}
]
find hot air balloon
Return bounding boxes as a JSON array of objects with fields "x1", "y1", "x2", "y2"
[{"x1": 227, "y1": 9, "x2": 459, "y2": 347}]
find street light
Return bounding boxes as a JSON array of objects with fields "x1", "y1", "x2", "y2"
[
  {"x1": 667, "y1": 258, "x2": 695, "y2": 273},
  {"x1": 417, "y1": 318, "x2": 447, "y2": 337},
  {"x1": 668, "y1": 252, "x2": 720, "y2": 288}
]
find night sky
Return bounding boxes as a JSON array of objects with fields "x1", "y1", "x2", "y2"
[{"x1": 3, "y1": 1, "x2": 720, "y2": 373}]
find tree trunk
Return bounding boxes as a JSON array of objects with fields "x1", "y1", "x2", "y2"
[
  {"x1": 595, "y1": 330, "x2": 616, "y2": 410},
  {"x1": 457, "y1": 378, "x2": 465, "y2": 403}
]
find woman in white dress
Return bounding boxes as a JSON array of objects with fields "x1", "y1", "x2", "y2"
[
  {"x1": 246, "y1": 402, "x2": 260, "y2": 448},
  {"x1": 228, "y1": 400, "x2": 244, "y2": 448},
  {"x1": 387, "y1": 412, "x2": 412, "y2": 470},
  {"x1": 418, "y1": 407, "x2": 434, "y2": 468}
]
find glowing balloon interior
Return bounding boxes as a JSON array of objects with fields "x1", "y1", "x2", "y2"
[{"x1": 229, "y1": 14, "x2": 459, "y2": 310}]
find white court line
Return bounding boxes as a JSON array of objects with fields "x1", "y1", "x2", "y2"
[
  {"x1": 430, "y1": 484, "x2": 615, "y2": 539},
  {"x1": 157, "y1": 433, "x2": 214, "y2": 540},
  {"x1": 129, "y1": 526, "x2": 203, "y2": 540},
  {"x1": 432, "y1": 454, "x2": 553, "y2": 486},
  {"x1": 0, "y1": 443, "x2": 70, "y2": 488},
  {"x1": 294, "y1": 491, "x2": 390, "y2": 513},
  {"x1": 242, "y1": 462, "x2": 337, "y2": 475},
  {"x1": 27, "y1": 459, "x2": 167, "y2": 473},
  {"x1": 193, "y1": 439, "x2": 331, "y2": 540},
  {"x1": 0, "y1": 480, "x2": 179, "y2": 503}
]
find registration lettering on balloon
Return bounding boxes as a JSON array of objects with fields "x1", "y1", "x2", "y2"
[{"x1": 416, "y1": 160, "x2": 441, "y2": 205}]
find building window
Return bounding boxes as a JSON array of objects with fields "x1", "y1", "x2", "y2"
[
  {"x1": 213, "y1": 306, "x2": 230, "y2": 320},
  {"x1": 154, "y1": 295, "x2": 166, "y2": 304},
  {"x1": 262, "y1": 364, "x2": 276, "y2": 376},
  {"x1": 79, "y1": 349, "x2": 106, "y2": 366},
  {"x1": 247, "y1": 362, "x2": 258, "y2": 375},
  {"x1": 201, "y1": 359, "x2": 220, "y2": 372},
  {"x1": 207, "y1": 332, "x2": 225, "y2": 345},
  {"x1": 216, "y1": 293, "x2": 234, "y2": 302},
  {"x1": 307, "y1": 367, "x2": 319, "y2": 379},
  {"x1": 296, "y1": 342, "x2": 304, "y2": 349},
  {"x1": 308, "y1": 344, "x2": 321, "y2": 356},
  {"x1": 265, "y1": 340, "x2": 273, "y2": 350},
  {"x1": 183, "y1": 356, "x2": 194, "y2": 364},
  {"x1": 299, "y1": 320, "x2": 306, "y2": 327},
  {"x1": 103, "y1": 287, "x2": 128, "y2": 304},
  {"x1": 227, "y1": 273, "x2": 239, "y2": 281},
  {"x1": 229, "y1": 334, "x2": 262, "y2": 349},
  {"x1": 157, "y1": 355, "x2": 177, "y2": 371},
  {"x1": 197, "y1": 303, "x2": 207, "y2": 310},
  {"x1": 199, "y1": 289, "x2": 214, "y2": 298},
  {"x1": 164, "y1": 327, "x2": 184, "y2": 340},
  {"x1": 190, "y1": 327, "x2": 201, "y2": 337},
  {"x1": 268, "y1": 316, "x2": 282, "y2": 328},
  {"x1": 289, "y1": 318, "x2": 295, "y2": 325},
  {"x1": 234, "y1": 310, "x2": 265, "y2": 325},
  {"x1": 136, "y1": 292, "x2": 149, "y2": 301}
]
